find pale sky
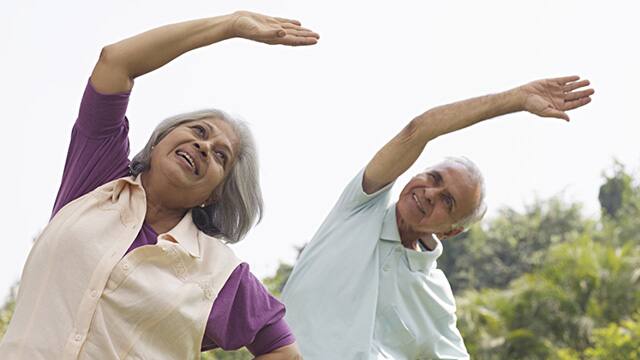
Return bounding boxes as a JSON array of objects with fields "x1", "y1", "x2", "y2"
[{"x1": 1, "y1": 0, "x2": 639, "y2": 300}]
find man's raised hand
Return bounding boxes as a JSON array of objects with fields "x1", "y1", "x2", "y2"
[{"x1": 520, "y1": 75, "x2": 594, "y2": 121}]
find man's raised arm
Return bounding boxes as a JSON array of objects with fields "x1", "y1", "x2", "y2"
[{"x1": 363, "y1": 76, "x2": 593, "y2": 194}]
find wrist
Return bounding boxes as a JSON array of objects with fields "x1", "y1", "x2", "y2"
[
  {"x1": 210, "y1": 13, "x2": 239, "y2": 40},
  {"x1": 224, "y1": 10, "x2": 251, "y2": 39},
  {"x1": 504, "y1": 86, "x2": 527, "y2": 112}
]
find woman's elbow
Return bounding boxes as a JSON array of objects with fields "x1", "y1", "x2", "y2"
[{"x1": 91, "y1": 45, "x2": 133, "y2": 94}]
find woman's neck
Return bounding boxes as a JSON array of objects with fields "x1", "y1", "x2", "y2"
[{"x1": 141, "y1": 173, "x2": 187, "y2": 235}]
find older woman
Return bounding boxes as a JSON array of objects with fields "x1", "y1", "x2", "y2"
[{"x1": 0, "y1": 10, "x2": 319, "y2": 360}]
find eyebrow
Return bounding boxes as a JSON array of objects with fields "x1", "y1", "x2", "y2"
[
  {"x1": 202, "y1": 121, "x2": 215, "y2": 135},
  {"x1": 430, "y1": 170, "x2": 443, "y2": 184}
]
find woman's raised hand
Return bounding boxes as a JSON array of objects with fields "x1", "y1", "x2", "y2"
[{"x1": 229, "y1": 11, "x2": 320, "y2": 46}]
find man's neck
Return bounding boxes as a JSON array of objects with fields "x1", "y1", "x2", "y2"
[{"x1": 396, "y1": 207, "x2": 436, "y2": 251}]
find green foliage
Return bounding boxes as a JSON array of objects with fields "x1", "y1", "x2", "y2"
[
  {"x1": 598, "y1": 161, "x2": 635, "y2": 218},
  {"x1": 262, "y1": 262, "x2": 293, "y2": 298},
  {"x1": 202, "y1": 348, "x2": 251, "y2": 360},
  {"x1": 457, "y1": 210, "x2": 640, "y2": 358},
  {"x1": 440, "y1": 196, "x2": 587, "y2": 292},
  {"x1": 0, "y1": 284, "x2": 17, "y2": 339},
  {"x1": 584, "y1": 313, "x2": 640, "y2": 359}
]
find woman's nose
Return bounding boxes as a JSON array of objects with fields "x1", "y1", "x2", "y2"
[{"x1": 193, "y1": 142, "x2": 209, "y2": 158}]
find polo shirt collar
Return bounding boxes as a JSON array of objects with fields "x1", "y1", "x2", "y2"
[
  {"x1": 380, "y1": 204, "x2": 443, "y2": 272},
  {"x1": 157, "y1": 210, "x2": 202, "y2": 258}
]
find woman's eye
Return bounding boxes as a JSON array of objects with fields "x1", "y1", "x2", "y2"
[
  {"x1": 193, "y1": 125, "x2": 206, "y2": 137},
  {"x1": 215, "y1": 151, "x2": 227, "y2": 163}
]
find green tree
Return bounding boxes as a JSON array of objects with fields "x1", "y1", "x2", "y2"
[
  {"x1": 597, "y1": 162, "x2": 640, "y2": 248},
  {"x1": 598, "y1": 161, "x2": 636, "y2": 218},
  {"x1": 202, "y1": 348, "x2": 251, "y2": 360},
  {"x1": 441, "y1": 196, "x2": 587, "y2": 292},
  {"x1": 457, "y1": 234, "x2": 640, "y2": 359},
  {"x1": 262, "y1": 262, "x2": 293, "y2": 298},
  {"x1": 0, "y1": 284, "x2": 17, "y2": 339},
  {"x1": 584, "y1": 314, "x2": 640, "y2": 360}
]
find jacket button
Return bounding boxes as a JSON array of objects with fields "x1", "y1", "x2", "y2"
[
  {"x1": 74, "y1": 334, "x2": 82, "y2": 342},
  {"x1": 90, "y1": 290, "x2": 98, "y2": 298}
]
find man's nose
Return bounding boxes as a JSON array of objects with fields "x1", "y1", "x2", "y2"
[{"x1": 423, "y1": 187, "x2": 442, "y2": 205}]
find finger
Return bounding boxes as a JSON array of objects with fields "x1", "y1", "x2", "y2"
[
  {"x1": 282, "y1": 24, "x2": 320, "y2": 39},
  {"x1": 551, "y1": 75, "x2": 580, "y2": 85},
  {"x1": 282, "y1": 23, "x2": 319, "y2": 35},
  {"x1": 278, "y1": 35, "x2": 319, "y2": 46},
  {"x1": 564, "y1": 79, "x2": 590, "y2": 92},
  {"x1": 283, "y1": 28, "x2": 320, "y2": 39},
  {"x1": 565, "y1": 88, "x2": 595, "y2": 101},
  {"x1": 270, "y1": 27, "x2": 286, "y2": 38},
  {"x1": 563, "y1": 96, "x2": 592, "y2": 111},
  {"x1": 282, "y1": 23, "x2": 310, "y2": 31},
  {"x1": 275, "y1": 17, "x2": 302, "y2": 26},
  {"x1": 543, "y1": 107, "x2": 570, "y2": 121}
]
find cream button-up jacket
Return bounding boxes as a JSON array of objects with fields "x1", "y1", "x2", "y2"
[{"x1": 0, "y1": 176, "x2": 240, "y2": 359}]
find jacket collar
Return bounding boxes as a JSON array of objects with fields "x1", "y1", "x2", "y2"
[
  {"x1": 157, "y1": 211, "x2": 202, "y2": 258},
  {"x1": 119, "y1": 175, "x2": 202, "y2": 258},
  {"x1": 380, "y1": 204, "x2": 442, "y2": 272}
]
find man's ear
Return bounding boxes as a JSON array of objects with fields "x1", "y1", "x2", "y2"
[{"x1": 437, "y1": 227, "x2": 464, "y2": 240}]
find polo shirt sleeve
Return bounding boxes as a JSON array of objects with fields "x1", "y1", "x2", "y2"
[
  {"x1": 433, "y1": 314, "x2": 470, "y2": 359},
  {"x1": 52, "y1": 79, "x2": 131, "y2": 217},
  {"x1": 332, "y1": 168, "x2": 395, "y2": 213},
  {"x1": 201, "y1": 263, "x2": 295, "y2": 355},
  {"x1": 428, "y1": 269, "x2": 470, "y2": 359}
]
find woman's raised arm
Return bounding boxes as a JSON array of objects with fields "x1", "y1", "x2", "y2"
[{"x1": 91, "y1": 11, "x2": 320, "y2": 94}]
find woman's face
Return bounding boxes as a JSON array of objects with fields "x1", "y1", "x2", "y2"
[{"x1": 144, "y1": 117, "x2": 240, "y2": 209}]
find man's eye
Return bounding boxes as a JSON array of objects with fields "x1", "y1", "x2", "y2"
[{"x1": 444, "y1": 196, "x2": 453, "y2": 210}]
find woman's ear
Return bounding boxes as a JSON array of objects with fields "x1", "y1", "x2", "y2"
[{"x1": 208, "y1": 179, "x2": 228, "y2": 206}]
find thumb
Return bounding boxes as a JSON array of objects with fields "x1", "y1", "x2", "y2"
[{"x1": 543, "y1": 107, "x2": 570, "y2": 122}]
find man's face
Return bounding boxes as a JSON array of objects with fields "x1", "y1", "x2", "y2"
[{"x1": 396, "y1": 162, "x2": 481, "y2": 237}]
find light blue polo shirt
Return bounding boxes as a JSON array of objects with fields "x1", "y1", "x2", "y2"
[{"x1": 282, "y1": 169, "x2": 469, "y2": 360}]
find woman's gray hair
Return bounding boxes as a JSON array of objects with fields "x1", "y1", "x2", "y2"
[
  {"x1": 440, "y1": 156, "x2": 487, "y2": 230},
  {"x1": 130, "y1": 109, "x2": 263, "y2": 243}
]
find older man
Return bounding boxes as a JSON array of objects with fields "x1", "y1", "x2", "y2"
[{"x1": 281, "y1": 76, "x2": 594, "y2": 359}]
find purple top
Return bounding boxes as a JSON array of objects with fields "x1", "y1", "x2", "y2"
[{"x1": 51, "y1": 80, "x2": 294, "y2": 355}]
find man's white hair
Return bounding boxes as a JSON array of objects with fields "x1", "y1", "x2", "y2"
[{"x1": 431, "y1": 156, "x2": 487, "y2": 230}]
